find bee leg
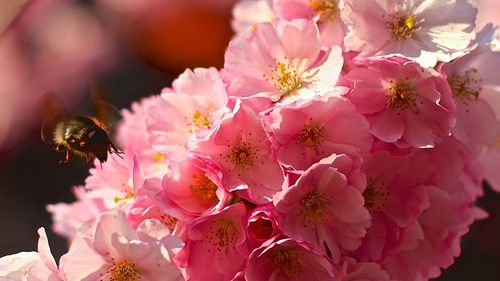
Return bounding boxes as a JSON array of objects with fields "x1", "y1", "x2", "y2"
[
  {"x1": 59, "y1": 149, "x2": 72, "y2": 164},
  {"x1": 109, "y1": 142, "x2": 124, "y2": 159}
]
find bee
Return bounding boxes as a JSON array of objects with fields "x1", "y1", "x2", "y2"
[{"x1": 40, "y1": 88, "x2": 122, "y2": 164}]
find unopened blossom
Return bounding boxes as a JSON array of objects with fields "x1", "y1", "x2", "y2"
[
  {"x1": 175, "y1": 203, "x2": 247, "y2": 281},
  {"x1": 60, "y1": 210, "x2": 183, "y2": 281},
  {"x1": 245, "y1": 205, "x2": 280, "y2": 243},
  {"x1": 245, "y1": 238, "x2": 335, "y2": 281},
  {"x1": 356, "y1": 151, "x2": 431, "y2": 261},
  {"x1": 345, "y1": 57, "x2": 455, "y2": 148},
  {"x1": 342, "y1": 0, "x2": 478, "y2": 67},
  {"x1": 147, "y1": 67, "x2": 229, "y2": 160},
  {"x1": 162, "y1": 157, "x2": 227, "y2": 216},
  {"x1": 274, "y1": 154, "x2": 371, "y2": 262},
  {"x1": 267, "y1": 89, "x2": 372, "y2": 170},
  {"x1": 224, "y1": 19, "x2": 343, "y2": 104},
  {"x1": 441, "y1": 45, "x2": 500, "y2": 146},
  {"x1": 274, "y1": 0, "x2": 345, "y2": 46},
  {"x1": 193, "y1": 102, "x2": 284, "y2": 203}
]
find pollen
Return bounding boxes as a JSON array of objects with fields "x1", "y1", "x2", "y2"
[
  {"x1": 448, "y1": 69, "x2": 481, "y2": 106},
  {"x1": 189, "y1": 173, "x2": 218, "y2": 205},
  {"x1": 310, "y1": 0, "x2": 338, "y2": 21},
  {"x1": 363, "y1": 179, "x2": 389, "y2": 212},
  {"x1": 206, "y1": 219, "x2": 239, "y2": 255},
  {"x1": 300, "y1": 191, "x2": 329, "y2": 223},
  {"x1": 187, "y1": 110, "x2": 212, "y2": 132},
  {"x1": 272, "y1": 247, "x2": 302, "y2": 278},
  {"x1": 297, "y1": 123, "x2": 324, "y2": 148},
  {"x1": 105, "y1": 260, "x2": 140, "y2": 281},
  {"x1": 388, "y1": 14, "x2": 417, "y2": 40},
  {"x1": 153, "y1": 152, "x2": 165, "y2": 162},
  {"x1": 158, "y1": 211, "x2": 179, "y2": 231},
  {"x1": 264, "y1": 61, "x2": 303, "y2": 99},
  {"x1": 114, "y1": 189, "x2": 135, "y2": 204},
  {"x1": 387, "y1": 80, "x2": 418, "y2": 112},
  {"x1": 227, "y1": 141, "x2": 258, "y2": 169}
]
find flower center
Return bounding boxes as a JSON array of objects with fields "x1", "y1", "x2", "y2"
[
  {"x1": 300, "y1": 191, "x2": 329, "y2": 223},
  {"x1": 227, "y1": 141, "x2": 258, "y2": 170},
  {"x1": 153, "y1": 152, "x2": 165, "y2": 162},
  {"x1": 114, "y1": 189, "x2": 135, "y2": 204},
  {"x1": 272, "y1": 248, "x2": 302, "y2": 278},
  {"x1": 264, "y1": 61, "x2": 303, "y2": 99},
  {"x1": 310, "y1": 0, "x2": 338, "y2": 21},
  {"x1": 297, "y1": 123, "x2": 324, "y2": 148},
  {"x1": 208, "y1": 219, "x2": 239, "y2": 255},
  {"x1": 388, "y1": 14, "x2": 417, "y2": 40},
  {"x1": 187, "y1": 110, "x2": 212, "y2": 132},
  {"x1": 387, "y1": 80, "x2": 418, "y2": 112},
  {"x1": 106, "y1": 260, "x2": 140, "y2": 281},
  {"x1": 362, "y1": 179, "x2": 389, "y2": 212},
  {"x1": 448, "y1": 69, "x2": 481, "y2": 106},
  {"x1": 189, "y1": 173, "x2": 218, "y2": 206},
  {"x1": 158, "y1": 212, "x2": 179, "y2": 231}
]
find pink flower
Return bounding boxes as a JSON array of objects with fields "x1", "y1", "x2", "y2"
[
  {"x1": 117, "y1": 95, "x2": 169, "y2": 178},
  {"x1": 224, "y1": 19, "x2": 343, "y2": 103},
  {"x1": 441, "y1": 45, "x2": 500, "y2": 146},
  {"x1": 342, "y1": 0, "x2": 478, "y2": 67},
  {"x1": 267, "y1": 90, "x2": 372, "y2": 170},
  {"x1": 0, "y1": 228, "x2": 60, "y2": 281},
  {"x1": 355, "y1": 151, "x2": 431, "y2": 261},
  {"x1": 193, "y1": 102, "x2": 284, "y2": 203},
  {"x1": 60, "y1": 210, "x2": 183, "y2": 281},
  {"x1": 382, "y1": 186, "x2": 486, "y2": 280},
  {"x1": 162, "y1": 157, "x2": 227, "y2": 216},
  {"x1": 335, "y1": 257, "x2": 390, "y2": 281},
  {"x1": 47, "y1": 186, "x2": 107, "y2": 240},
  {"x1": 345, "y1": 57, "x2": 455, "y2": 148},
  {"x1": 274, "y1": 154, "x2": 371, "y2": 262},
  {"x1": 147, "y1": 67, "x2": 229, "y2": 160},
  {"x1": 245, "y1": 238, "x2": 336, "y2": 281},
  {"x1": 231, "y1": 0, "x2": 274, "y2": 36},
  {"x1": 274, "y1": 0, "x2": 345, "y2": 46},
  {"x1": 176, "y1": 203, "x2": 247, "y2": 281}
]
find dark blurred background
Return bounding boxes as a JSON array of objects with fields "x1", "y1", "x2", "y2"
[{"x1": 0, "y1": 0, "x2": 499, "y2": 280}]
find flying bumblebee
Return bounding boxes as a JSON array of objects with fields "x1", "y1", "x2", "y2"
[{"x1": 40, "y1": 88, "x2": 122, "y2": 164}]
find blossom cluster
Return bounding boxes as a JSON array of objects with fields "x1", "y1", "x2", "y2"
[{"x1": 2, "y1": 0, "x2": 500, "y2": 280}]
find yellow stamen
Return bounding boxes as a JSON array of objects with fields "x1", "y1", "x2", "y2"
[
  {"x1": 272, "y1": 248, "x2": 302, "y2": 278},
  {"x1": 297, "y1": 123, "x2": 324, "y2": 148},
  {"x1": 114, "y1": 189, "x2": 135, "y2": 204},
  {"x1": 264, "y1": 61, "x2": 303, "y2": 99},
  {"x1": 208, "y1": 219, "x2": 239, "y2": 255},
  {"x1": 106, "y1": 260, "x2": 140, "y2": 281},
  {"x1": 363, "y1": 179, "x2": 389, "y2": 212},
  {"x1": 387, "y1": 80, "x2": 418, "y2": 112},
  {"x1": 300, "y1": 191, "x2": 329, "y2": 224},
  {"x1": 388, "y1": 14, "x2": 417, "y2": 40},
  {"x1": 189, "y1": 173, "x2": 218, "y2": 206},
  {"x1": 310, "y1": 0, "x2": 338, "y2": 21},
  {"x1": 448, "y1": 69, "x2": 481, "y2": 106}
]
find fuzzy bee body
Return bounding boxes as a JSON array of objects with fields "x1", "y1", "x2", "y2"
[{"x1": 40, "y1": 90, "x2": 122, "y2": 164}]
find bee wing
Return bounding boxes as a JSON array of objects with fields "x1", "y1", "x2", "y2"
[
  {"x1": 38, "y1": 92, "x2": 68, "y2": 145},
  {"x1": 90, "y1": 85, "x2": 122, "y2": 145},
  {"x1": 90, "y1": 85, "x2": 122, "y2": 129}
]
